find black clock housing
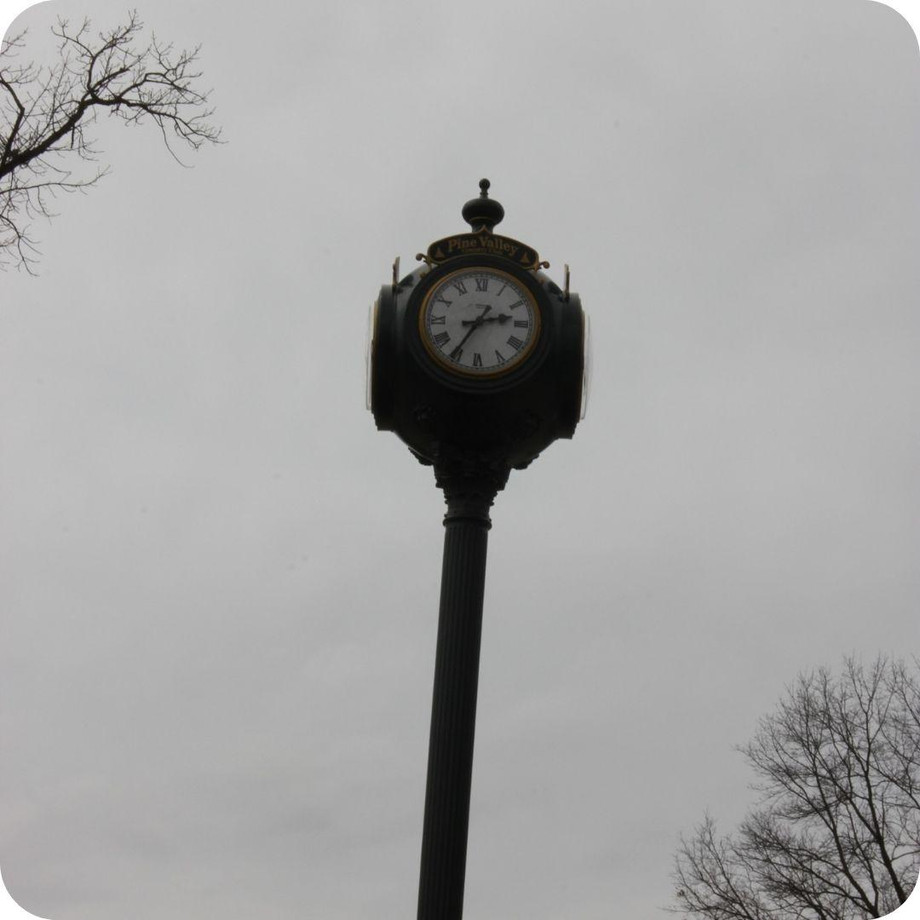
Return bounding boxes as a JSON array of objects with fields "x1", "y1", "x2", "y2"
[{"x1": 370, "y1": 254, "x2": 585, "y2": 471}]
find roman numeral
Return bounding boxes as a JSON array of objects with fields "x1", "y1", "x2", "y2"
[
  {"x1": 451, "y1": 280, "x2": 468, "y2": 295},
  {"x1": 434, "y1": 295, "x2": 452, "y2": 307},
  {"x1": 473, "y1": 353, "x2": 483, "y2": 367},
  {"x1": 430, "y1": 315, "x2": 446, "y2": 325},
  {"x1": 449, "y1": 345, "x2": 464, "y2": 362},
  {"x1": 508, "y1": 299, "x2": 525, "y2": 310},
  {"x1": 433, "y1": 331, "x2": 450, "y2": 347},
  {"x1": 507, "y1": 335, "x2": 524, "y2": 351},
  {"x1": 475, "y1": 277, "x2": 488, "y2": 292},
  {"x1": 514, "y1": 319, "x2": 528, "y2": 328},
  {"x1": 494, "y1": 349, "x2": 507, "y2": 365}
]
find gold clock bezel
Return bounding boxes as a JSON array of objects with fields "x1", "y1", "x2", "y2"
[{"x1": 418, "y1": 266, "x2": 542, "y2": 379}]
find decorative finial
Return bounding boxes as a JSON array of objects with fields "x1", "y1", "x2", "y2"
[{"x1": 462, "y1": 178, "x2": 504, "y2": 233}]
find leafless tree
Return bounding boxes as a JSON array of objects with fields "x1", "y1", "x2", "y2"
[
  {"x1": 1, "y1": 11, "x2": 220, "y2": 271},
  {"x1": 673, "y1": 656, "x2": 920, "y2": 920}
]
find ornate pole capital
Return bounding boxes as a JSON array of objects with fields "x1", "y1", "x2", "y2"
[{"x1": 433, "y1": 456, "x2": 510, "y2": 526}]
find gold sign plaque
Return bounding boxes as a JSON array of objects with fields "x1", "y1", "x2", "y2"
[{"x1": 426, "y1": 233, "x2": 541, "y2": 269}]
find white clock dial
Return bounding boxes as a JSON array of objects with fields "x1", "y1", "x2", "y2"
[
  {"x1": 365, "y1": 299, "x2": 377, "y2": 411},
  {"x1": 580, "y1": 311, "x2": 591, "y2": 420},
  {"x1": 419, "y1": 268, "x2": 540, "y2": 377}
]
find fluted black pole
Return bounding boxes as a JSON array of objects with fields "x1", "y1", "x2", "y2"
[{"x1": 416, "y1": 463, "x2": 508, "y2": 920}]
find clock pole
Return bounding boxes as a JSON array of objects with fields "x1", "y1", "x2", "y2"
[
  {"x1": 366, "y1": 180, "x2": 588, "y2": 920},
  {"x1": 417, "y1": 462, "x2": 508, "y2": 920}
]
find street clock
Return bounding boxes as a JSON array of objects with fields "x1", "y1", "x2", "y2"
[
  {"x1": 367, "y1": 179, "x2": 589, "y2": 477},
  {"x1": 366, "y1": 180, "x2": 590, "y2": 920}
]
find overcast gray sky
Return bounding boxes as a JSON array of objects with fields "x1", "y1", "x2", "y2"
[{"x1": 1, "y1": 1, "x2": 920, "y2": 918}]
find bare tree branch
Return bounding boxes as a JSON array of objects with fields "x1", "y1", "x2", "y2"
[
  {"x1": 0, "y1": 10, "x2": 221, "y2": 271},
  {"x1": 672, "y1": 656, "x2": 920, "y2": 920}
]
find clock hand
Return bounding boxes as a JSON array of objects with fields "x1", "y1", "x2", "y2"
[
  {"x1": 451, "y1": 305, "x2": 492, "y2": 355},
  {"x1": 461, "y1": 312, "x2": 512, "y2": 326}
]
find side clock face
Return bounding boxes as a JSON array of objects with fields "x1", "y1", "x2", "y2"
[{"x1": 419, "y1": 267, "x2": 540, "y2": 377}]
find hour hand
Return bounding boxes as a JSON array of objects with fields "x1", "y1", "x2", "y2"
[
  {"x1": 462, "y1": 312, "x2": 512, "y2": 326},
  {"x1": 461, "y1": 305, "x2": 492, "y2": 326}
]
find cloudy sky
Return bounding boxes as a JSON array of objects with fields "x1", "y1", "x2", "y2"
[{"x1": 1, "y1": 1, "x2": 919, "y2": 918}]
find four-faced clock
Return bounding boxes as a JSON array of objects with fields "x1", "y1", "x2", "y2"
[
  {"x1": 419, "y1": 267, "x2": 540, "y2": 377},
  {"x1": 368, "y1": 180, "x2": 586, "y2": 465}
]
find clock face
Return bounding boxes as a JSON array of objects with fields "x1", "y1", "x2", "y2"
[{"x1": 419, "y1": 267, "x2": 541, "y2": 377}]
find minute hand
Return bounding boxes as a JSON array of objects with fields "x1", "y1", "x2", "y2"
[{"x1": 451, "y1": 304, "x2": 491, "y2": 356}]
